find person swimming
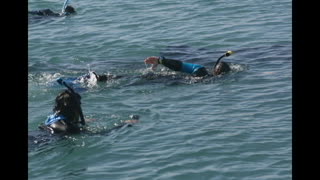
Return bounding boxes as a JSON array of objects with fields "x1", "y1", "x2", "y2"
[
  {"x1": 56, "y1": 71, "x2": 123, "y2": 92},
  {"x1": 28, "y1": 5, "x2": 76, "y2": 17},
  {"x1": 38, "y1": 78, "x2": 137, "y2": 135},
  {"x1": 39, "y1": 80, "x2": 86, "y2": 134},
  {"x1": 144, "y1": 51, "x2": 234, "y2": 77}
]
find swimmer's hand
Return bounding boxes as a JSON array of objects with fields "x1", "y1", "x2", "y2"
[
  {"x1": 144, "y1": 56, "x2": 160, "y2": 71},
  {"x1": 144, "y1": 56, "x2": 159, "y2": 65}
]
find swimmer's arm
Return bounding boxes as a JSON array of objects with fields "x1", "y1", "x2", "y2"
[
  {"x1": 120, "y1": 115, "x2": 140, "y2": 126},
  {"x1": 144, "y1": 56, "x2": 183, "y2": 71},
  {"x1": 106, "y1": 119, "x2": 140, "y2": 132},
  {"x1": 122, "y1": 119, "x2": 140, "y2": 124},
  {"x1": 82, "y1": 118, "x2": 138, "y2": 125}
]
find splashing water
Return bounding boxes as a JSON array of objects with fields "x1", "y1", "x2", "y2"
[{"x1": 86, "y1": 71, "x2": 98, "y2": 88}]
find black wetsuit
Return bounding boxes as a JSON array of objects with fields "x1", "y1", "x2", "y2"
[{"x1": 158, "y1": 56, "x2": 209, "y2": 77}]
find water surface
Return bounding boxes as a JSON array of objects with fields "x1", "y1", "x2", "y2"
[{"x1": 28, "y1": 0, "x2": 292, "y2": 179}]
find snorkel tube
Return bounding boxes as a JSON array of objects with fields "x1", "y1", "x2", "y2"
[
  {"x1": 57, "y1": 78, "x2": 86, "y2": 126},
  {"x1": 213, "y1": 51, "x2": 234, "y2": 70},
  {"x1": 61, "y1": 0, "x2": 71, "y2": 14}
]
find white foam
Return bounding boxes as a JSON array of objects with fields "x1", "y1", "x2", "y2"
[{"x1": 86, "y1": 71, "x2": 98, "y2": 88}]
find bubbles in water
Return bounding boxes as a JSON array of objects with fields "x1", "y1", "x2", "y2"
[{"x1": 229, "y1": 63, "x2": 249, "y2": 72}]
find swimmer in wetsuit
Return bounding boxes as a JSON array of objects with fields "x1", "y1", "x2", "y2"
[
  {"x1": 28, "y1": 5, "x2": 76, "y2": 17},
  {"x1": 39, "y1": 83, "x2": 86, "y2": 134},
  {"x1": 38, "y1": 79, "x2": 138, "y2": 135},
  {"x1": 144, "y1": 51, "x2": 234, "y2": 77}
]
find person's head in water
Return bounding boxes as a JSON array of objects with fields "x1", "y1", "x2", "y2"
[
  {"x1": 213, "y1": 61, "x2": 231, "y2": 75},
  {"x1": 65, "y1": 5, "x2": 76, "y2": 15},
  {"x1": 54, "y1": 90, "x2": 81, "y2": 121},
  {"x1": 53, "y1": 89, "x2": 83, "y2": 133},
  {"x1": 213, "y1": 51, "x2": 233, "y2": 75}
]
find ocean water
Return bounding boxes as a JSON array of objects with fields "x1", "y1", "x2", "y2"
[{"x1": 28, "y1": 0, "x2": 292, "y2": 180}]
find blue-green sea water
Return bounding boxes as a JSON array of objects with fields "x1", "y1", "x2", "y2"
[{"x1": 28, "y1": 0, "x2": 292, "y2": 179}]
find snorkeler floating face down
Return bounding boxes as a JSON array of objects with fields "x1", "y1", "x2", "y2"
[
  {"x1": 144, "y1": 51, "x2": 234, "y2": 77},
  {"x1": 212, "y1": 51, "x2": 234, "y2": 75}
]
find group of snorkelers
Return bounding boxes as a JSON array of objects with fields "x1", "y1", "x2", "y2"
[{"x1": 30, "y1": 2, "x2": 236, "y2": 135}]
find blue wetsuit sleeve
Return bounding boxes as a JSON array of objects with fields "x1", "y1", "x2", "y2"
[
  {"x1": 181, "y1": 62, "x2": 204, "y2": 74},
  {"x1": 45, "y1": 114, "x2": 66, "y2": 125},
  {"x1": 159, "y1": 56, "x2": 204, "y2": 74}
]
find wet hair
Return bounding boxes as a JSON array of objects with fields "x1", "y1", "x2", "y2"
[
  {"x1": 53, "y1": 90, "x2": 82, "y2": 128},
  {"x1": 213, "y1": 62, "x2": 231, "y2": 75},
  {"x1": 65, "y1": 5, "x2": 76, "y2": 14}
]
